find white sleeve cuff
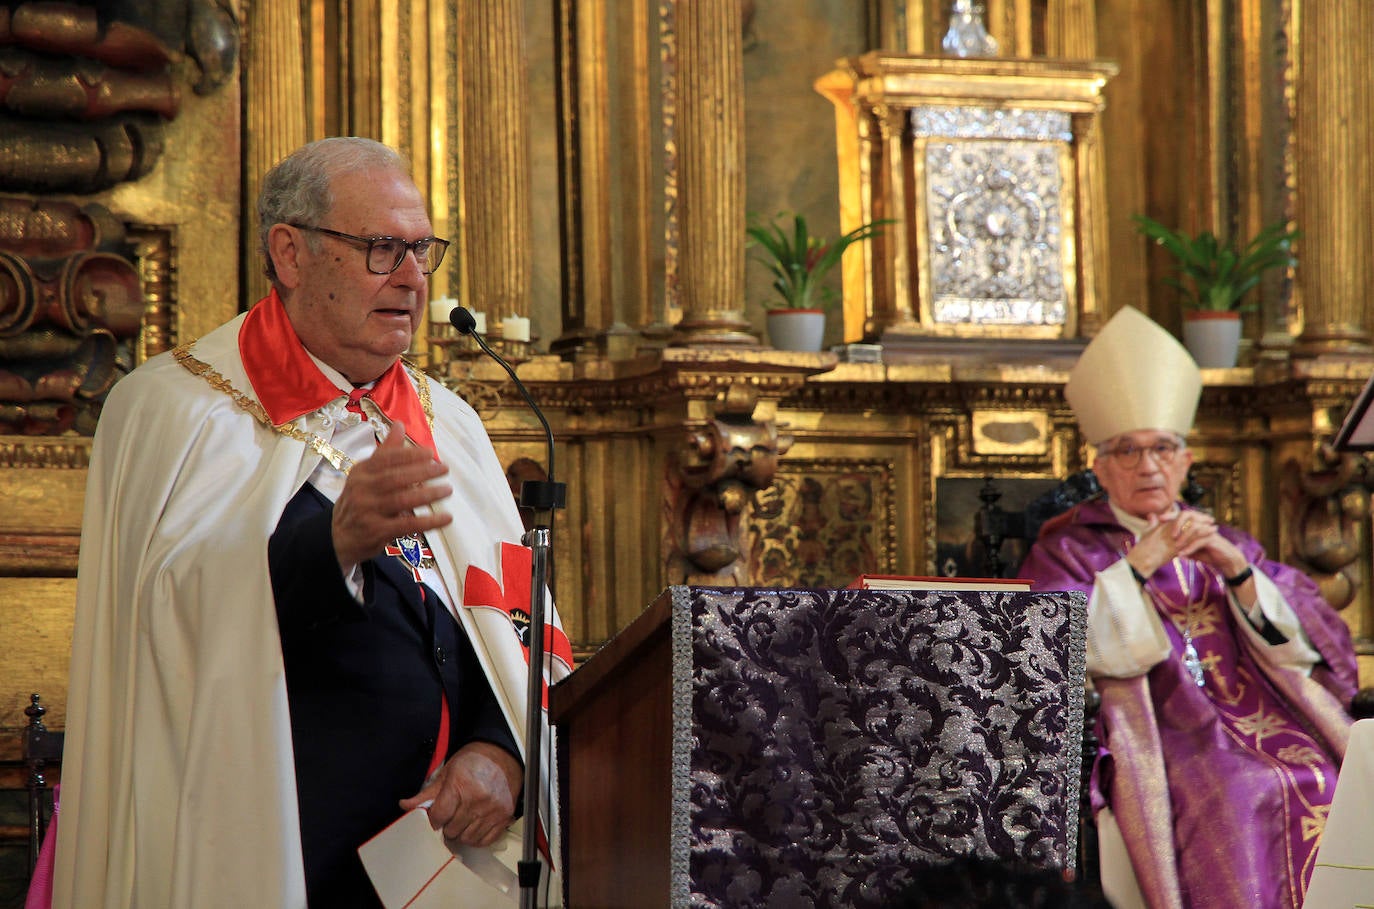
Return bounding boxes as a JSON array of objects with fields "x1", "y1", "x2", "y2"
[
  {"x1": 1085, "y1": 560, "x2": 1174, "y2": 678},
  {"x1": 1232, "y1": 570, "x2": 1320, "y2": 674},
  {"x1": 342, "y1": 562, "x2": 366, "y2": 603}
]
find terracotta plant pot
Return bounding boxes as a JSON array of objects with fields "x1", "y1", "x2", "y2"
[
  {"x1": 1182, "y1": 311, "x2": 1242, "y2": 368},
  {"x1": 766, "y1": 309, "x2": 826, "y2": 352}
]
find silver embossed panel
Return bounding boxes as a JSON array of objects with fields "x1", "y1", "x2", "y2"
[
  {"x1": 911, "y1": 106, "x2": 1072, "y2": 141},
  {"x1": 925, "y1": 139, "x2": 1068, "y2": 326}
]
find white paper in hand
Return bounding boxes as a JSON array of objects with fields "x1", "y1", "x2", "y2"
[{"x1": 358, "y1": 807, "x2": 518, "y2": 908}]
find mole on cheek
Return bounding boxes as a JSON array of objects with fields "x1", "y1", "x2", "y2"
[
  {"x1": 335, "y1": 256, "x2": 342, "y2": 263},
  {"x1": 328, "y1": 293, "x2": 335, "y2": 300}
]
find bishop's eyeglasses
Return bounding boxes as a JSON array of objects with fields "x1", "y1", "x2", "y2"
[
  {"x1": 1101, "y1": 439, "x2": 1183, "y2": 468},
  {"x1": 290, "y1": 223, "x2": 450, "y2": 275}
]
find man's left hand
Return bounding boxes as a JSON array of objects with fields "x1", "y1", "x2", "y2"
[
  {"x1": 1173, "y1": 512, "x2": 1247, "y2": 578},
  {"x1": 399, "y1": 741, "x2": 522, "y2": 847}
]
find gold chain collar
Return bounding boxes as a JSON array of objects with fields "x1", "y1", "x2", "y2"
[{"x1": 172, "y1": 344, "x2": 435, "y2": 474}]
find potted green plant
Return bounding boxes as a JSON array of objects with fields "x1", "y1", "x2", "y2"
[
  {"x1": 746, "y1": 212, "x2": 888, "y2": 351},
  {"x1": 1133, "y1": 213, "x2": 1300, "y2": 367}
]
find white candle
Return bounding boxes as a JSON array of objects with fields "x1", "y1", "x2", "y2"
[
  {"x1": 428, "y1": 296, "x2": 457, "y2": 324},
  {"x1": 502, "y1": 315, "x2": 530, "y2": 342},
  {"x1": 471, "y1": 311, "x2": 487, "y2": 334}
]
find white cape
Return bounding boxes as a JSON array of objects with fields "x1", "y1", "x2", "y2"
[{"x1": 54, "y1": 314, "x2": 568, "y2": 908}]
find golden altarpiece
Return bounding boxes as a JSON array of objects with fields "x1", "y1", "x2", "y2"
[{"x1": 4, "y1": 2, "x2": 1374, "y2": 863}]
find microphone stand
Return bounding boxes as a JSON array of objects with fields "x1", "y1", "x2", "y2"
[{"x1": 450, "y1": 308, "x2": 566, "y2": 909}]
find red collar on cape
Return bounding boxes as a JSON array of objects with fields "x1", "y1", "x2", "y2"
[{"x1": 239, "y1": 289, "x2": 436, "y2": 457}]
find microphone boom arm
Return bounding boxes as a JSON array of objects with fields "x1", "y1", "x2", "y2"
[{"x1": 449, "y1": 306, "x2": 566, "y2": 907}]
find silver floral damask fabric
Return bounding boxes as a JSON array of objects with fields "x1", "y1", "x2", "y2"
[{"x1": 672, "y1": 586, "x2": 1087, "y2": 909}]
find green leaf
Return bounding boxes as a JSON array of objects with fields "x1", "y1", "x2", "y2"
[
  {"x1": 746, "y1": 210, "x2": 892, "y2": 310},
  {"x1": 1133, "y1": 213, "x2": 1300, "y2": 311}
]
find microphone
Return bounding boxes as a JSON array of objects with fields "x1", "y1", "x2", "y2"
[
  {"x1": 449, "y1": 306, "x2": 565, "y2": 510},
  {"x1": 449, "y1": 304, "x2": 563, "y2": 907}
]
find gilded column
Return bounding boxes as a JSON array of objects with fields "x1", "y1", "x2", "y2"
[
  {"x1": 1045, "y1": 0, "x2": 1096, "y2": 57},
  {"x1": 1046, "y1": 0, "x2": 1108, "y2": 334},
  {"x1": 457, "y1": 0, "x2": 531, "y2": 323},
  {"x1": 671, "y1": 0, "x2": 755, "y2": 345},
  {"x1": 241, "y1": 0, "x2": 308, "y2": 307},
  {"x1": 1292, "y1": 2, "x2": 1374, "y2": 354},
  {"x1": 549, "y1": 0, "x2": 623, "y2": 356}
]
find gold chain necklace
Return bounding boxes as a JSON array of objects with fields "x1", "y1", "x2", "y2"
[
  {"x1": 176, "y1": 344, "x2": 439, "y2": 578},
  {"x1": 1143, "y1": 558, "x2": 1209, "y2": 688}
]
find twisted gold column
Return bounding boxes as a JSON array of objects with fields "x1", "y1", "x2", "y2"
[
  {"x1": 457, "y1": 0, "x2": 531, "y2": 323},
  {"x1": 241, "y1": 0, "x2": 308, "y2": 307},
  {"x1": 1292, "y1": 1, "x2": 1374, "y2": 354},
  {"x1": 671, "y1": 0, "x2": 755, "y2": 345}
]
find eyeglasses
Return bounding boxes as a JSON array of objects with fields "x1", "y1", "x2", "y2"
[
  {"x1": 289, "y1": 223, "x2": 450, "y2": 275},
  {"x1": 1102, "y1": 440, "x2": 1183, "y2": 468}
]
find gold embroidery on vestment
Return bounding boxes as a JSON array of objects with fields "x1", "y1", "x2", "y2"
[
  {"x1": 1233, "y1": 707, "x2": 1290, "y2": 745},
  {"x1": 1301, "y1": 804, "x2": 1329, "y2": 842}
]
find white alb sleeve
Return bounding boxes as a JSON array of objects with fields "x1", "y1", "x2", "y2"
[
  {"x1": 1231, "y1": 570, "x2": 1321, "y2": 674},
  {"x1": 1085, "y1": 560, "x2": 1174, "y2": 679}
]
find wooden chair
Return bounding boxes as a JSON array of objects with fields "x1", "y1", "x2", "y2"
[{"x1": 23, "y1": 693, "x2": 64, "y2": 877}]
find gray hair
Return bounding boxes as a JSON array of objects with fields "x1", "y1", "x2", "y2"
[{"x1": 257, "y1": 137, "x2": 408, "y2": 285}]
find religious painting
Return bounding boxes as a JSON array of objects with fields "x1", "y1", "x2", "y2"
[
  {"x1": 745, "y1": 458, "x2": 898, "y2": 589},
  {"x1": 933, "y1": 475, "x2": 1060, "y2": 579}
]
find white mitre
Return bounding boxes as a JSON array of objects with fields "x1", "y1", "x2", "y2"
[{"x1": 1065, "y1": 306, "x2": 1202, "y2": 444}]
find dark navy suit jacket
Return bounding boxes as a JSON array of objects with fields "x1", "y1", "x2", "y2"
[{"x1": 269, "y1": 483, "x2": 518, "y2": 908}]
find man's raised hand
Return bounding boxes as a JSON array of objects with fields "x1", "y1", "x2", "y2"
[{"x1": 332, "y1": 420, "x2": 453, "y2": 569}]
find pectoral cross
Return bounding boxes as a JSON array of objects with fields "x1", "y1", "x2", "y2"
[{"x1": 1182, "y1": 639, "x2": 1206, "y2": 688}]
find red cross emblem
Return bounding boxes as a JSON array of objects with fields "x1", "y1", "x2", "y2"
[
  {"x1": 383, "y1": 535, "x2": 434, "y2": 581},
  {"x1": 462, "y1": 541, "x2": 567, "y2": 867},
  {"x1": 462, "y1": 541, "x2": 573, "y2": 707}
]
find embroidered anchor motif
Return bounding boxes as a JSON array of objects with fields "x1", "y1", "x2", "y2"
[{"x1": 384, "y1": 533, "x2": 435, "y2": 582}]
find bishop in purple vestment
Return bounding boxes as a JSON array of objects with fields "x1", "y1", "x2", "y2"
[{"x1": 1018, "y1": 308, "x2": 1356, "y2": 909}]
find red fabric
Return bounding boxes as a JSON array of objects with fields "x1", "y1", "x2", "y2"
[
  {"x1": 462, "y1": 542, "x2": 575, "y2": 707},
  {"x1": 460, "y1": 543, "x2": 565, "y2": 867},
  {"x1": 425, "y1": 695, "x2": 450, "y2": 781},
  {"x1": 24, "y1": 784, "x2": 58, "y2": 909},
  {"x1": 239, "y1": 290, "x2": 436, "y2": 457},
  {"x1": 344, "y1": 387, "x2": 370, "y2": 420},
  {"x1": 415, "y1": 586, "x2": 452, "y2": 781}
]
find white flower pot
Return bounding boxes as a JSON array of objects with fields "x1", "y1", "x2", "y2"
[
  {"x1": 1182, "y1": 312, "x2": 1242, "y2": 368},
  {"x1": 766, "y1": 309, "x2": 826, "y2": 352}
]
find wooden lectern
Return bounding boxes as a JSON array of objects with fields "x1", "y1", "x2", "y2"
[{"x1": 550, "y1": 585, "x2": 1087, "y2": 908}]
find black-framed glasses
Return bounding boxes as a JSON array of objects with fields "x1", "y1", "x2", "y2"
[
  {"x1": 289, "y1": 223, "x2": 450, "y2": 275},
  {"x1": 1102, "y1": 440, "x2": 1182, "y2": 468}
]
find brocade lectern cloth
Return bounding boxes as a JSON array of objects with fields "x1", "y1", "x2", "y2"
[{"x1": 669, "y1": 586, "x2": 1088, "y2": 909}]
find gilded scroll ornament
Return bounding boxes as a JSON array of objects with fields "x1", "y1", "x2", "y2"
[
  {"x1": 1282, "y1": 447, "x2": 1374, "y2": 613},
  {"x1": 0, "y1": 1, "x2": 237, "y2": 193},
  {"x1": 0, "y1": 199, "x2": 150, "y2": 434},
  {"x1": 664, "y1": 386, "x2": 792, "y2": 585},
  {"x1": 0, "y1": 1, "x2": 236, "y2": 434}
]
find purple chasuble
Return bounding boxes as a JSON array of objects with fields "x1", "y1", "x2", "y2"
[{"x1": 1019, "y1": 498, "x2": 1355, "y2": 909}]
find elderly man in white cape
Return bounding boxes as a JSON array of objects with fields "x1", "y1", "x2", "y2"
[{"x1": 52, "y1": 137, "x2": 572, "y2": 908}]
